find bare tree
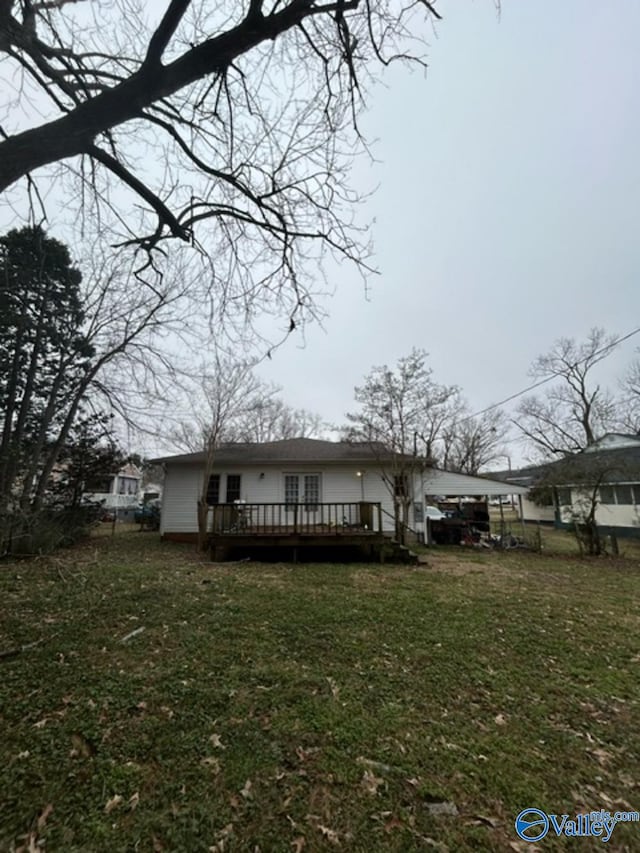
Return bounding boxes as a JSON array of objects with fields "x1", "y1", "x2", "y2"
[
  {"x1": 516, "y1": 328, "x2": 621, "y2": 459},
  {"x1": 166, "y1": 353, "x2": 265, "y2": 548},
  {"x1": 345, "y1": 348, "x2": 457, "y2": 541},
  {"x1": 230, "y1": 396, "x2": 324, "y2": 443},
  {"x1": 1, "y1": 0, "x2": 442, "y2": 334},
  {"x1": 440, "y1": 405, "x2": 509, "y2": 475},
  {"x1": 620, "y1": 352, "x2": 640, "y2": 434}
]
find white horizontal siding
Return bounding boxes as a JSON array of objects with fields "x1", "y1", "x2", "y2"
[
  {"x1": 519, "y1": 497, "x2": 556, "y2": 523},
  {"x1": 596, "y1": 502, "x2": 640, "y2": 529},
  {"x1": 160, "y1": 464, "x2": 201, "y2": 534},
  {"x1": 161, "y1": 462, "x2": 404, "y2": 534}
]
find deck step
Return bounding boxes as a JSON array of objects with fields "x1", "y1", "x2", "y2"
[{"x1": 384, "y1": 539, "x2": 419, "y2": 565}]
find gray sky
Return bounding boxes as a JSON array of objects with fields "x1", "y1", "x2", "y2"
[
  {"x1": 254, "y1": 1, "x2": 640, "y2": 443},
  {"x1": 2, "y1": 2, "x2": 639, "y2": 462}
]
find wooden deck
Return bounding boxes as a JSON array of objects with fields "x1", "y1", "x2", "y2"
[{"x1": 208, "y1": 501, "x2": 390, "y2": 562}]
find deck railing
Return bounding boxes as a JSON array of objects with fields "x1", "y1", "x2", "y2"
[{"x1": 209, "y1": 501, "x2": 383, "y2": 536}]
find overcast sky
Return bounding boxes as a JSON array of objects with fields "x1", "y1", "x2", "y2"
[
  {"x1": 2, "y1": 2, "x2": 639, "y2": 463},
  {"x1": 253, "y1": 1, "x2": 640, "y2": 450}
]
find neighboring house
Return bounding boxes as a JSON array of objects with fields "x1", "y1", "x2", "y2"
[
  {"x1": 497, "y1": 434, "x2": 640, "y2": 538},
  {"x1": 83, "y1": 462, "x2": 142, "y2": 519},
  {"x1": 152, "y1": 438, "x2": 414, "y2": 542},
  {"x1": 493, "y1": 461, "x2": 557, "y2": 524}
]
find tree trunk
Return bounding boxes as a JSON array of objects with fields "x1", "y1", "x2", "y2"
[{"x1": 197, "y1": 498, "x2": 210, "y2": 552}]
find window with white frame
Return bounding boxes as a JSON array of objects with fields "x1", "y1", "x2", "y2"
[
  {"x1": 599, "y1": 485, "x2": 616, "y2": 505},
  {"x1": 118, "y1": 476, "x2": 138, "y2": 495},
  {"x1": 284, "y1": 474, "x2": 299, "y2": 510},
  {"x1": 284, "y1": 473, "x2": 321, "y2": 511},
  {"x1": 303, "y1": 474, "x2": 320, "y2": 511},
  {"x1": 616, "y1": 485, "x2": 634, "y2": 505},
  {"x1": 226, "y1": 474, "x2": 242, "y2": 503},
  {"x1": 599, "y1": 484, "x2": 640, "y2": 506}
]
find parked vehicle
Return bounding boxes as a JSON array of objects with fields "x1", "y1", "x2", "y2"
[
  {"x1": 424, "y1": 504, "x2": 446, "y2": 520},
  {"x1": 134, "y1": 500, "x2": 161, "y2": 529}
]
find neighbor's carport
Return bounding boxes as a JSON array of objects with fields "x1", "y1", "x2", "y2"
[{"x1": 421, "y1": 469, "x2": 531, "y2": 544}]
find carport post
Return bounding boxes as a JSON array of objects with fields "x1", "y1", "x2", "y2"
[{"x1": 518, "y1": 494, "x2": 526, "y2": 540}]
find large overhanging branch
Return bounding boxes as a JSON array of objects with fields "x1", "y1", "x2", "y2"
[
  {"x1": 0, "y1": 1, "x2": 360, "y2": 192},
  {"x1": 0, "y1": 0, "x2": 441, "y2": 256}
]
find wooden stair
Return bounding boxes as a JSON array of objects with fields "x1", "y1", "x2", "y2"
[{"x1": 382, "y1": 538, "x2": 419, "y2": 565}]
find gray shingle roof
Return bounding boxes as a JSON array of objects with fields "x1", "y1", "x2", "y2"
[
  {"x1": 151, "y1": 437, "x2": 397, "y2": 466},
  {"x1": 493, "y1": 446, "x2": 640, "y2": 487}
]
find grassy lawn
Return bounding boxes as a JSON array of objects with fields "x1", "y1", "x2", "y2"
[{"x1": 1, "y1": 530, "x2": 639, "y2": 852}]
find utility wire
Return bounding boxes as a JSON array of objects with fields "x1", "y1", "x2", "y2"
[{"x1": 464, "y1": 325, "x2": 640, "y2": 423}]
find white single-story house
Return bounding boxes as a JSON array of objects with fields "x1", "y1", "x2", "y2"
[
  {"x1": 152, "y1": 438, "x2": 529, "y2": 546},
  {"x1": 496, "y1": 434, "x2": 640, "y2": 538},
  {"x1": 153, "y1": 438, "x2": 413, "y2": 541}
]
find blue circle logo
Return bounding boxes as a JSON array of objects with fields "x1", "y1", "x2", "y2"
[{"x1": 515, "y1": 808, "x2": 549, "y2": 842}]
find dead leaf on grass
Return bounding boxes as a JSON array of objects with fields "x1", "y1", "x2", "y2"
[
  {"x1": 467, "y1": 814, "x2": 500, "y2": 828},
  {"x1": 588, "y1": 748, "x2": 613, "y2": 766},
  {"x1": 290, "y1": 837, "x2": 306, "y2": 852},
  {"x1": 296, "y1": 746, "x2": 320, "y2": 762},
  {"x1": 494, "y1": 713, "x2": 507, "y2": 726},
  {"x1": 356, "y1": 756, "x2": 398, "y2": 775},
  {"x1": 383, "y1": 815, "x2": 404, "y2": 833},
  {"x1": 209, "y1": 823, "x2": 234, "y2": 852},
  {"x1": 37, "y1": 803, "x2": 53, "y2": 829},
  {"x1": 317, "y1": 824, "x2": 339, "y2": 845},
  {"x1": 151, "y1": 834, "x2": 166, "y2": 852},
  {"x1": 70, "y1": 732, "x2": 96, "y2": 758},
  {"x1": 326, "y1": 677, "x2": 339, "y2": 698},
  {"x1": 15, "y1": 831, "x2": 39, "y2": 853},
  {"x1": 509, "y1": 842, "x2": 542, "y2": 852},
  {"x1": 128, "y1": 792, "x2": 140, "y2": 810},
  {"x1": 200, "y1": 757, "x2": 220, "y2": 774},
  {"x1": 361, "y1": 770, "x2": 384, "y2": 796},
  {"x1": 104, "y1": 794, "x2": 123, "y2": 813},
  {"x1": 240, "y1": 779, "x2": 253, "y2": 800},
  {"x1": 209, "y1": 733, "x2": 226, "y2": 749}
]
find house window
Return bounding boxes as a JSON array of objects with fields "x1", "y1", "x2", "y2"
[
  {"x1": 394, "y1": 475, "x2": 408, "y2": 498},
  {"x1": 284, "y1": 474, "x2": 321, "y2": 510},
  {"x1": 206, "y1": 474, "x2": 220, "y2": 505},
  {"x1": 284, "y1": 475, "x2": 299, "y2": 509},
  {"x1": 226, "y1": 474, "x2": 241, "y2": 503},
  {"x1": 304, "y1": 474, "x2": 320, "y2": 511},
  {"x1": 616, "y1": 485, "x2": 634, "y2": 505},
  {"x1": 118, "y1": 476, "x2": 138, "y2": 495},
  {"x1": 599, "y1": 486, "x2": 615, "y2": 505},
  {"x1": 413, "y1": 501, "x2": 424, "y2": 524},
  {"x1": 556, "y1": 487, "x2": 572, "y2": 506}
]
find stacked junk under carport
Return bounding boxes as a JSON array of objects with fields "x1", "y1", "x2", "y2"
[{"x1": 420, "y1": 469, "x2": 531, "y2": 549}]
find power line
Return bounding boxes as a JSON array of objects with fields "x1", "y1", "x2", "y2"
[{"x1": 465, "y1": 325, "x2": 640, "y2": 423}]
